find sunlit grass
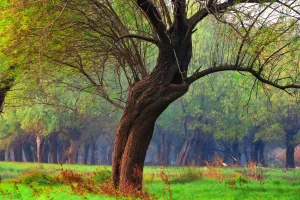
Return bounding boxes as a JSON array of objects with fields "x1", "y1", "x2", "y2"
[{"x1": 0, "y1": 162, "x2": 299, "y2": 199}]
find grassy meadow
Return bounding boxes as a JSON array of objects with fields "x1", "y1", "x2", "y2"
[{"x1": 0, "y1": 162, "x2": 299, "y2": 200}]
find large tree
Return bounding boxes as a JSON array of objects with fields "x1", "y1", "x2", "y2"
[
  {"x1": 107, "y1": 0, "x2": 300, "y2": 191},
  {"x1": 2, "y1": 0, "x2": 300, "y2": 192}
]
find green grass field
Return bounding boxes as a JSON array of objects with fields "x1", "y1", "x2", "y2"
[{"x1": 0, "y1": 162, "x2": 299, "y2": 200}]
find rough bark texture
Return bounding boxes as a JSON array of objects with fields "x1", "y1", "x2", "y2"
[{"x1": 112, "y1": 34, "x2": 192, "y2": 191}]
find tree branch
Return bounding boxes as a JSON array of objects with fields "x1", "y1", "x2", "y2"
[
  {"x1": 159, "y1": 0, "x2": 172, "y2": 27},
  {"x1": 136, "y1": 0, "x2": 169, "y2": 43},
  {"x1": 186, "y1": 65, "x2": 300, "y2": 91},
  {"x1": 118, "y1": 34, "x2": 159, "y2": 45}
]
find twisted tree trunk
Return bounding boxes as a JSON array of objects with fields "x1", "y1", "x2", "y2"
[{"x1": 112, "y1": 46, "x2": 191, "y2": 191}]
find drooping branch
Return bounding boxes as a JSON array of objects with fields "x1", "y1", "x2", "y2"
[
  {"x1": 45, "y1": 55, "x2": 124, "y2": 110},
  {"x1": 186, "y1": 65, "x2": 300, "y2": 91},
  {"x1": 136, "y1": 0, "x2": 169, "y2": 43}
]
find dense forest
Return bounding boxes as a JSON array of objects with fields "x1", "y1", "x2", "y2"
[{"x1": 0, "y1": 0, "x2": 300, "y2": 194}]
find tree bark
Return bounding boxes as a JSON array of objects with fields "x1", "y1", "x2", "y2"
[
  {"x1": 84, "y1": 143, "x2": 90, "y2": 165},
  {"x1": 112, "y1": 81, "x2": 189, "y2": 191},
  {"x1": 112, "y1": 22, "x2": 192, "y2": 191},
  {"x1": 49, "y1": 133, "x2": 58, "y2": 163}
]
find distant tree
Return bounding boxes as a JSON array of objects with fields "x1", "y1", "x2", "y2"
[{"x1": 259, "y1": 91, "x2": 300, "y2": 168}]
